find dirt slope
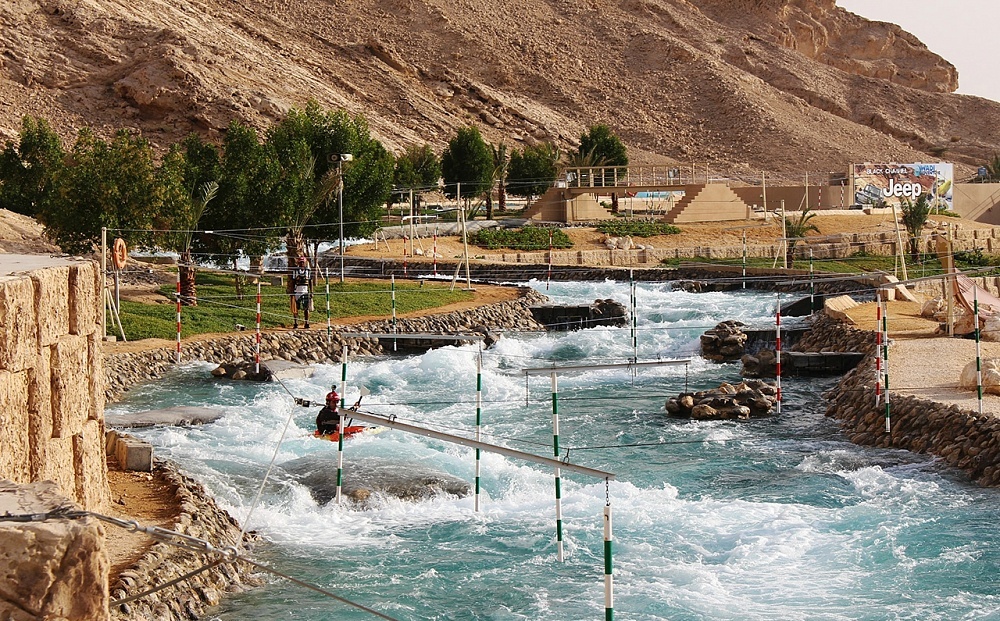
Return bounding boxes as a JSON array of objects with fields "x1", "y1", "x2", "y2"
[{"x1": 1, "y1": 0, "x2": 998, "y2": 181}]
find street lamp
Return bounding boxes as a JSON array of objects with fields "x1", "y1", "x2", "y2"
[{"x1": 338, "y1": 153, "x2": 353, "y2": 283}]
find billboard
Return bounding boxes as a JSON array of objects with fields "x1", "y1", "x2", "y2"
[{"x1": 851, "y1": 162, "x2": 953, "y2": 211}]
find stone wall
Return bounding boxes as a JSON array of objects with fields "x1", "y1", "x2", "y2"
[
  {"x1": 108, "y1": 459, "x2": 259, "y2": 621},
  {"x1": 106, "y1": 287, "x2": 547, "y2": 400},
  {"x1": 0, "y1": 259, "x2": 109, "y2": 512},
  {"x1": 825, "y1": 333, "x2": 1000, "y2": 486}
]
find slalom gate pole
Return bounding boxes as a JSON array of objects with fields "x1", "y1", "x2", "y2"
[
  {"x1": 551, "y1": 371, "x2": 564, "y2": 562},
  {"x1": 882, "y1": 299, "x2": 891, "y2": 432},
  {"x1": 547, "y1": 230, "x2": 553, "y2": 291},
  {"x1": 325, "y1": 268, "x2": 332, "y2": 343},
  {"x1": 475, "y1": 349, "x2": 483, "y2": 512},
  {"x1": 337, "y1": 344, "x2": 348, "y2": 504},
  {"x1": 976, "y1": 286, "x2": 984, "y2": 416},
  {"x1": 775, "y1": 294, "x2": 782, "y2": 414},
  {"x1": 629, "y1": 270, "x2": 637, "y2": 363},
  {"x1": 391, "y1": 275, "x2": 398, "y2": 353},
  {"x1": 403, "y1": 236, "x2": 408, "y2": 278},
  {"x1": 742, "y1": 230, "x2": 747, "y2": 289},
  {"x1": 809, "y1": 249, "x2": 815, "y2": 312},
  {"x1": 175, "y1": 269, "x2": 182, "y2": 364},
  {"x1": 604, "y1": 481, "x2": 614, "y2": 621},
  {"x1": 433, "y1": 227, "x2": 438, "y2": 277},
  {"x1": 255, "y1": 280, "x2": 261, "y2": 376},
  {"x1": 875, "y1": 300, "x2": 882, "y2": 406}
]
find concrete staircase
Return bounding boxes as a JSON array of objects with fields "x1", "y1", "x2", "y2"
[{"x1": 663, "y1": 183, "x2": 751, "y2": 223}]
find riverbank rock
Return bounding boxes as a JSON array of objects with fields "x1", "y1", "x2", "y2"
[
  {"x1": 701, "y1": 320, "x2": 748, "y2": 362},
  {"x1": 741, "y1": 349, "x2": 778, "y2": 377},
  {"x1": 665, "y1": 380, "x2": 778, "y2": 420}
]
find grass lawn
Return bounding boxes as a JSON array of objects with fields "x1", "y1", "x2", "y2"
[
  {"x1": 113, "y1": 270, "x2": 474, "y2": 341},
  {"x1": 663, "y1": 252, "x2": 1000, "y2": 278}
]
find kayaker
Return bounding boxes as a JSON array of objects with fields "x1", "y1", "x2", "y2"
[{"x1": 316, "y1": 389, "x2": 340, "y2": 435}]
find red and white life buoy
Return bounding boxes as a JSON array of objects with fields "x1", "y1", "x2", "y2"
[{"x1": 111, "y1": 238, "x2": 128, "y2": 270}]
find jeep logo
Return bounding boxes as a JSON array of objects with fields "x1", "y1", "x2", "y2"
[{"x1": 882, "y1": 179, "x2": 923, "y2": 199}]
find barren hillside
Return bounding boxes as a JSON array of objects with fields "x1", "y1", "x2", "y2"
[{"x1": 1, "y1": 0, "x2": 998, "y2": 180}]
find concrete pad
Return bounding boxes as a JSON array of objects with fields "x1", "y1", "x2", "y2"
[{"x1": 105, "y1": 406, "x2": 223, "y2": 428}]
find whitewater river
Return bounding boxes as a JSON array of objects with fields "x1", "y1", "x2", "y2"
[{"x1": 108, "y1": 281, "x2": 1000, "y2": 620}]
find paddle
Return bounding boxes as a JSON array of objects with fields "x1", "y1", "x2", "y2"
[{"x1": 349, "y1": 386, "x2": 372, "y2": 427}]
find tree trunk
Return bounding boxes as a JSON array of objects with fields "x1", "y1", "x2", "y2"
[
  {"x1": 498, "y1": 180, "x2": 507, "y2": 213},
  {"x1": 611, "y1": 192, "x2": 619, "y2": 214},
  {"x1": 179, "y1": 251, "x2": 197, "y2": 306},
  {"x1": 485, "y1": 192, "x2": 494, "y2": 220}
]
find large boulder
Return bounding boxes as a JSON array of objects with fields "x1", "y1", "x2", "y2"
[
  {"x1": 959, "y1": 358, "x2": 1000, "y2": 395},
  {"x1": 700, "y1": 320, "x2": 748, "y2": 362}
]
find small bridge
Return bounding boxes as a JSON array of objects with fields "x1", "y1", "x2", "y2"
[{"x1": 523, "y1": 165, "x2": 753, "y2": 224}]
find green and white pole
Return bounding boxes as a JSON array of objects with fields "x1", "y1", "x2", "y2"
[
  {"x1": 391, "y1": 274, "x2": 398, "y2": 353},
  {"x1": 551, "y1": 371, "x2": 564, "y2": 562},
  {"x1": 809, "y1": 249, "x2": 815, "y2": 312},
  {"x1": 336, "y1": 344, "x2": 348, "y2": 504},
  {"x1": 742, "y1": 230, "x2": 747, "y2": 289},
  {"x1": 325, "y1": 268, "x2": 332, "y2": 343},
  {"x1": 604, "y1": 480, "x2": 614, "y2": 621},
  {"x1": 629, "y1": 270, "x2": 637, "y2": 363},
  {"x1": 882, "y1": 299, "x2": 891, "y2": 433},
  {"x1": 475, "y1": 349, "x2": 483, "y2": 512},
  {"x1": 975, "y1": 286, "x2": 984, "y2": 416}
]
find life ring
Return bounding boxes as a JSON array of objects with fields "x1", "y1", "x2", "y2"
[{"x1": 111, "y1": 238, "x2": 128, "y2": 270}]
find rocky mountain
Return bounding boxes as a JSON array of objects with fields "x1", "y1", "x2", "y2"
[{"x1": 1, "y1": 0, "x2": 997, "y2": 181}]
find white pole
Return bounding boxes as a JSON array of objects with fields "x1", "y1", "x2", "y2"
[
  {"x1": 604, "y1": 501, "x2": 614, "y2": 621},
  {"x1": 255, "y1": 280, "x2": 261, "y2": 376},
  {"x1": 101, "y1": 227, "x2": 107, "y2": 338},
  {"x1": 175, "y1": 269, "x2": 182, "y2": 364},
  {"x1": 775, "y1": 293, "x2": 782, "y2": 415}
]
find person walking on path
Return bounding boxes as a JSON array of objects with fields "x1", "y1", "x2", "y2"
[{"x1": 290, "y1": 256, "x2": 312, "y2": 329}]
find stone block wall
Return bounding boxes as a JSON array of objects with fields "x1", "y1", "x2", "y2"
[{"x1": 0, "y1": 260, "x2": 109, "y2": 512}]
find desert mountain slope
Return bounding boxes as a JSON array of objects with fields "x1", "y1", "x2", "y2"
[{"x1": 1, "y1": 0, "x2": 997, "y2": 180}]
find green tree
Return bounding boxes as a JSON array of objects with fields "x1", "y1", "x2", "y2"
[
  {"x1": 392, "y1": 143, "x2": 440, "y2": 214},
  {"x1": 41, "y1": 129, "x2": 158, "y2": 254},
  {"x1": 308, "y1": 109, "x2": 395, "y2": 262},
  {"x1": 508, "y1": 142, "x2": 560, "y2": 201},
  {"x1": 900, "y1": 194, "x2": 932, "y2": 262},
  {"x1": 201, "y1": 121, "x2": 283, "y2": 273},
  {"x1": 441, "y1": 126, "x2": 493, "y2": 215},
  {"x1": 0, "y1": 116, "x2": 65, "y2": 217},
  {"x1": 578, "y1": 124, "x2": 628, "y2": 213},
  {"x1": 784, "y1": 207, "x2": 819, "y2": 268}
]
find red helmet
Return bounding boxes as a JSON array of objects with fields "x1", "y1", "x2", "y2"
[{"x1": 326, "y1": 391, "x2": 339, "y2": 404}]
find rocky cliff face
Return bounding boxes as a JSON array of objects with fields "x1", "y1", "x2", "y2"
[{"x1": 0, "y1": 0, "x2": 996, "y2": 178}]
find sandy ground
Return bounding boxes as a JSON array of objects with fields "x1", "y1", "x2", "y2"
[{"x1": 846, "y1": 301, "x2": 1000, "y2": 416}]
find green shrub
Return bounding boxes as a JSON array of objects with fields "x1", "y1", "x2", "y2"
[
  {"x1": 596, "y1": 221, "x2": 681, "y2": 238},
  {"x1": 471, "y1": 227, "x2": 572, "y2": 251}
]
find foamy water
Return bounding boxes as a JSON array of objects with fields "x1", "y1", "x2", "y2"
[{"x1": 108, "y1": 280, "x2": 1000, "y2": 620}]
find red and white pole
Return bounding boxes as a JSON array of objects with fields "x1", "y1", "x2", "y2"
[
  {"x1": 255, "y1": 279, "x2": 262, "y2": 376},
  {"x1": 175, "y1": 269, "x2": 182, "y2": 364}
]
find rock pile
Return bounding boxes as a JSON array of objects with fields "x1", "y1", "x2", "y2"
[
  {"x1": 741, "y1": 348, "x2": 779, "y2": 377},
  {"x1": 665, "y1": 379, "x2": 778, "y2": 420},
  {"x1": 700, "y1": 320, "x2": 748, "y2": 362}
]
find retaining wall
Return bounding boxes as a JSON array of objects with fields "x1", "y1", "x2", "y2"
[{"x1": 0, "y1": 258, "x2": 109, "y2": 512}]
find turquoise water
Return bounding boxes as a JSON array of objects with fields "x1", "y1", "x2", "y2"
[{"x1": 108, "y1": 281, "x2": 1000, "y2": 620}]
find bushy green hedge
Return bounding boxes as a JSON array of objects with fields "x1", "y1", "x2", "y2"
[
  {"x1": 596, "y1": 221, "x2": 681, "y2": 238},
  {"x1": 471, "y1": 227, "x2": 572, "y2": 251}
]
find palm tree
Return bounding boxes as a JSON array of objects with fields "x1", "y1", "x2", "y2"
[
  {"x1": 176, "y1": 181, "x2": 218, "y2": 306},
  {"x1": 489, "y1": 142, "x2": 509, "y2": 218},
  {"x1": 784, "y1": 207, "x2": 819, "y2": 268},
  {"x1": 284, "y1": 154, "x2": 342, "y2": 269},
  {"x1": 900, "y1": 194, "x2": 932, "y2": 262}
]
